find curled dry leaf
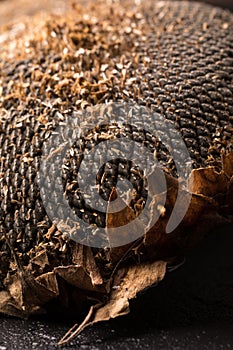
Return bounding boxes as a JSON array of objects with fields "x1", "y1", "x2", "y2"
[{"x1": 58, "y1": 260, "x2": 167, "y2": 346}]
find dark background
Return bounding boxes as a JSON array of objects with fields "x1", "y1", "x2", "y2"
[
  {"x1": 0, "y1": 223, "x2": 232, "y2": 349},
  {"x1": 0, "y1": 1, "x2": 233, "y2": 349}
]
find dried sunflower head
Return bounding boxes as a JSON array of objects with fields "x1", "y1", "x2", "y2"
[{"x1": 0, "y1": 0, "x2": 232, "y2": 345}]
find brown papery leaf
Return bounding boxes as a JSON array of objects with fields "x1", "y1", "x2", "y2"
[{"x1": 58, "y1": 260, "x2": 167, "y2": 346}]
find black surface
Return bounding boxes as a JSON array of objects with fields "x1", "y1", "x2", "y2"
[{"x1": 0, "y1": 223, "x2": 233, "y2": 349}]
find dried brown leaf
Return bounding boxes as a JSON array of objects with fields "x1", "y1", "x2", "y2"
[
  {"x1": 55, "y1": 265, "x2": 105, "y2": 293},
  {"x1": 58, "y1": 260, "x2": 167, "y2": 346}
]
